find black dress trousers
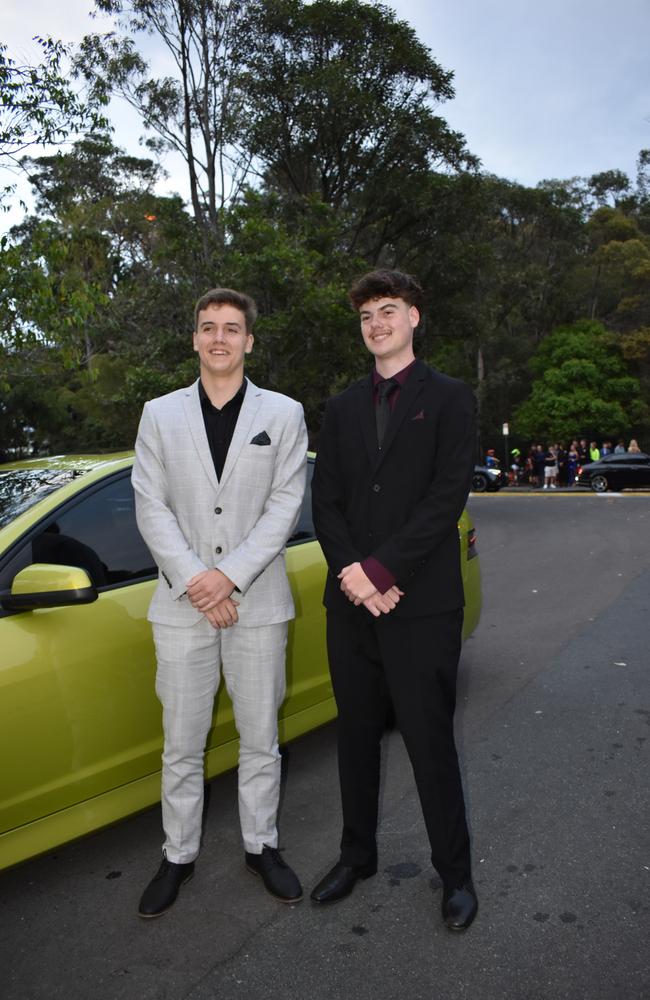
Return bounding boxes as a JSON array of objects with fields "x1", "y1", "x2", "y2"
[{"x1": 326, "y1": 607, "x2": 471, "y2": 887}]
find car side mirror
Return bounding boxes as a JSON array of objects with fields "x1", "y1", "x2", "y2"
[{"x1": 1, "y1": 563, "x2": 98, "y2": 612}]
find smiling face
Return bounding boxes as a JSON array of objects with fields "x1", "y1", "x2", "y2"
[
  {"x1": 193, "y1": 302, "x2": 253, "y2": 381},
  {"x1": 358, "y1": 296, "x2": 419, "y2": 374}
]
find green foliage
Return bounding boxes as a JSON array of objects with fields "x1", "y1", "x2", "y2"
[
  {"x1": 75, "y1": 0, "x2": 255, "y2": 251},
  {"x1": 214, "y1": 190, "x2": 367, "y2": 433},
  {"x1": 514, "y1": 321, "x2": 648, "y2": 442},
  {"x1": 243, "y1": 0, "x2": 472, "y2": 212},
  {"x1": 2, "y1": 8, "x2": 650, "y2": 456},
  {"x1": 0, "y1": 37, "x2": 106, "y2": 165},
  {"x1": 0, "y1": 135, "x2": 204, "y2": 450}
]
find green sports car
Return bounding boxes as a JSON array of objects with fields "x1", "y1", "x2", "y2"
[{"x1": 0, "y1": 452, "x2": 481, "y2": 870}]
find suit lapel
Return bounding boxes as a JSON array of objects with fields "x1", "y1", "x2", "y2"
[
  {"x1": 353, "y1": 374, "x2": 378, "y2": 466},
  {"x1": 182, "y1": 380, "x2": 219, "y2": 492},
  {"x1": 216, "y1": 377, "x2": 263, "y2": 494},
  {"x1": 372, "y1": 360, "x2": 428, "y2": 472}
]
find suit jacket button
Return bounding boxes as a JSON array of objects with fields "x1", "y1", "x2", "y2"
[
  {"x1": 215, "y1": 546, "x2": 222, "y2": 554},
  {"x1": 214, "y1": 507, "x2": 222, "y2": 514},
  {"x1": 372, "y1": 483, "x2": 381, "y2": 493}
]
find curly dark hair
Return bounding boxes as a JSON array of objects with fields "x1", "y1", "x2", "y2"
[
  {"x1": 194, "y1": 288, "x2": 258, "y2": 333},
  {"x1": 348, "y1": 269, "x2": 424, "y2": 312}
]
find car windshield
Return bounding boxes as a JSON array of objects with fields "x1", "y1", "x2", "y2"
[{"x1": 0, "y1": 469, "x2": 81, "y2": 529}]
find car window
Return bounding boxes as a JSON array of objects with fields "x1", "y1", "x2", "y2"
[
  {"x1": 287, "y1": 459, "x2": 316, "y2": 546},
  {"x1": 0, "y1": 469, "x2": 81, "y2": 529},
  {"x1": 0, "y1": 473, "x2": 156, "y2": 597}
]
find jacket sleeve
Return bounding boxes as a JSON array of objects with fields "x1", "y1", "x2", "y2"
[
  {"x1": 215, "y1": 400, "x2": 308, "y2": 594},
  {"x1": 311, "y1": 397, "x2": 363, "y2": 574},
  {"x1": 131, "y1": 401, "x2": 208, "y2": 600},
  {"x1": 371, "y1": 381, "x2": 476, "y2": 583}
]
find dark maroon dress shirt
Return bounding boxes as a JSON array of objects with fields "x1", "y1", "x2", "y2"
[{"x1": 361, "y1": 359, "x2": 416, "y2": 594}]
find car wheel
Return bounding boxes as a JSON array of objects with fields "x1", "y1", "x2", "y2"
[
  {"x1": 472, "y1": 472, "x2": 488, "y2": 492},
  {"x1": 590, "y1": 474, "x2": 609, "y2": 493}
]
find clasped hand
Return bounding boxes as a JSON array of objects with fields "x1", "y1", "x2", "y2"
[
  {"x1": 338, "y1": 562, "x2": 404, "y2": 618},
  {"x1": 187, "y1": 568, "x2": 239, "y2": 629}
]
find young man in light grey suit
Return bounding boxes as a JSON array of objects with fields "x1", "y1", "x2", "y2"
[{"x1": 132, "y1": 288, "x2": 308, "y2": 917}]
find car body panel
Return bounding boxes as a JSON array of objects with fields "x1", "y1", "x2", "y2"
[
  {"x1": 471, "y1": 464, "x2": 506, "y2": 492},
  {"x1": 0, "y1": 452, "x2": 481, "y2": 870},
  {"x1": 576, "y1": 453, "x2": 650, "y2": 491}
]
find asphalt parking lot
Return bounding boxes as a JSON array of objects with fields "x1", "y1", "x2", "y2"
[{"x1": 1, "y1": 493, "x2": 649, "y2": 1000}]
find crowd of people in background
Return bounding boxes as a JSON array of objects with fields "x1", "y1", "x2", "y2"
[{"x1": 484, "y1": 437, "x2": 644, "y2": 487}]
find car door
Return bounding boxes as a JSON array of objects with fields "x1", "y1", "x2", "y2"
[
  {"x1": 0, "y1": 471, "x2": 162, "y2": 840},
  {"x1": 630, "y1": 455, "x2": 650, "y2": 487}
]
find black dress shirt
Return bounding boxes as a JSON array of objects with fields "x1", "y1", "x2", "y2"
[{"x1": 198, "y1": 379, "x2": 247, "y2": 481}]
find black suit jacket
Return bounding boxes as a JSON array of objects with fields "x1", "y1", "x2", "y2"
[{"x1": 312, "y1": 359, "x2": 476, "y2": 618}]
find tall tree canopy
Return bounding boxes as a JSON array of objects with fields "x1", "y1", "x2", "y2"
[
  {"x1": 0, "y1": 37, "x2": 104, "y2": 166},
  {"x1": 76, "y1": 0, "x2": 254, "y2": 255},
  {"x1": 514, "y1": 320, "x2": 647, "y2": 443},
  {"x1": 242, "y1": 1, "x2": 473, "y2": 214},
  {"x1": 2, "y1": 5, "x2": 650, "y2": 455}
]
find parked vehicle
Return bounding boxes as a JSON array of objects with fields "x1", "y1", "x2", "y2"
[
  {"x1": 0, "y1": 452, "x2": 482, "y2": 869},
  {"x1": 576, "y1": 453, "x2": 650, "y2": 492},
  {"x1": 471, "y1": 464, "x2": 507, "y2": 492}
]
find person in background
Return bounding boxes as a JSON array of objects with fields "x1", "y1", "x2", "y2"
[
  {"x1": 525, "y1": 446, "x2": 537, "y2": 486},
  {"x1": 567, "y1": 441, "x2": 580, "y2": 485},
  {"x1": 556, "y1": 441, "x2": 567, "y2": 486},
  {"x1": 543, "y1": 444, "x2": 558, "y2": 489},
  {"x1": 628, "y1": 439, "x2": 642, "y2": 453},
  {"x1": 578, "y1": 439, "x2": 589, "y2": 466},
  {"x1": 534, "y1": 444, "x2": 546, "y2": 488},
  {"x1": 510, "y1": 448, "x2": 521, "y2": 485},
  {"x1": 601, "y1": 440, "x2": 613, "y2": 456},
  {"x1": 614, "y1": 439, "x2": 627, "y2": 454},
  {"x1": 589, "y1": 441, "x2": 601, "y2": 462}
]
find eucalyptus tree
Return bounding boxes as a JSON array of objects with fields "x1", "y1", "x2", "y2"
[
  {"x1": 76, "y1": 0, "x2": 254, "y2": 258},
  {"x1": 0, "y1": 135, "x2": 200, "y2": 450},
  {"x1": 0, "y1": 37, "x2": 105, "y2": 166},
  {"x1": 242, "y1": 0, "x2": 475, "y2": 255}
]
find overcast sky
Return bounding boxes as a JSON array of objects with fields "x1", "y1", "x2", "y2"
[{"x1": 2, "y1": 0, "x2": 649, "y2": 224}]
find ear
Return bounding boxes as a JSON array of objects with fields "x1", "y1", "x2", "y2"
[
  {"x1": 192, "y1": 330, "x2": 199, "y2": 352},
  {"x1": 245, "y1": 333, "x2": 254, "y2": 355},
  {"x1": 408, "y1": 305, "x2": 420, "y2": 330}
]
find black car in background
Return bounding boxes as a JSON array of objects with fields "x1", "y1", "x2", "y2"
[
  {"x1": 471, "y1": 465, "x2": 507, "y2": 492},
  {"x1": 576, "y1": 453, "x2": 650, "y2": 492}
]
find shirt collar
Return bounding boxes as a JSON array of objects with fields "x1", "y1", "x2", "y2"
[
  {"x1": 372, "y1": 358, "x2": 416, "y2": 388},
  {"x1": 199, "y1": 378, "x2": 247, "y2": 411}
]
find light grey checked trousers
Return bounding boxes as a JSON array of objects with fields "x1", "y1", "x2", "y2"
[{"x1": 152, "y1": 618, "x2": 287, "y2": 863}]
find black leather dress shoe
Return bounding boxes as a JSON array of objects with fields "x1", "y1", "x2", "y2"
[
  {"x1": 441, "y1": 881, "x2": 478, "y2": 931},
  {"x1": 310, "y1": 860, "x2": 377, "y2": 903},
  {"x1": 245, "y1": 845, "x2": 303, "y2": 902},
  {"x1": 138, "y1": 856, "x2": 195, "y2": 918}
]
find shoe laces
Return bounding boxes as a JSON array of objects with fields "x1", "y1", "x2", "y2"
[
  {"x1": 155, "y1": 854, "x2": 189, "y2": 879},
  {"x1": 154, "y1": 858, "x2": 174, "y2": 880},
  {"x1": 262, "y1": 845, "x2": 288, "y2": 869}
]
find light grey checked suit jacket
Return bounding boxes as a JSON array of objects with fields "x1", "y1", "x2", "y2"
[{"x1": 132, "y1": 377, "x2": 308, "y2": 629}]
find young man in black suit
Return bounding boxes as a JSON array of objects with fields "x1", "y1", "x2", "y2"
[{"x1": 310, "y1": 269, "x2": 478, "y2": 931}]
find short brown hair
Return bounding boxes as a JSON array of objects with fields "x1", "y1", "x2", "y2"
[
  {"x1": 348, "y1": 269, "x2": 424, "y2": 312},
  {"x1": 194, "y1": 288, "x2": 258, "y2": 333}
]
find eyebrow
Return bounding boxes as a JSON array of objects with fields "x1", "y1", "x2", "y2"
[
  {"x1": 360, "y1": 304, "x2": 397, "y2": 318},
  {"x1": 200, "y1": 319, "x2": 243, "y2": 329}
]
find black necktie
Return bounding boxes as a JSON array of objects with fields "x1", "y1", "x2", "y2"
[{"x1": 376, "y1": 377, "x2": 398, "y2": 448}]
